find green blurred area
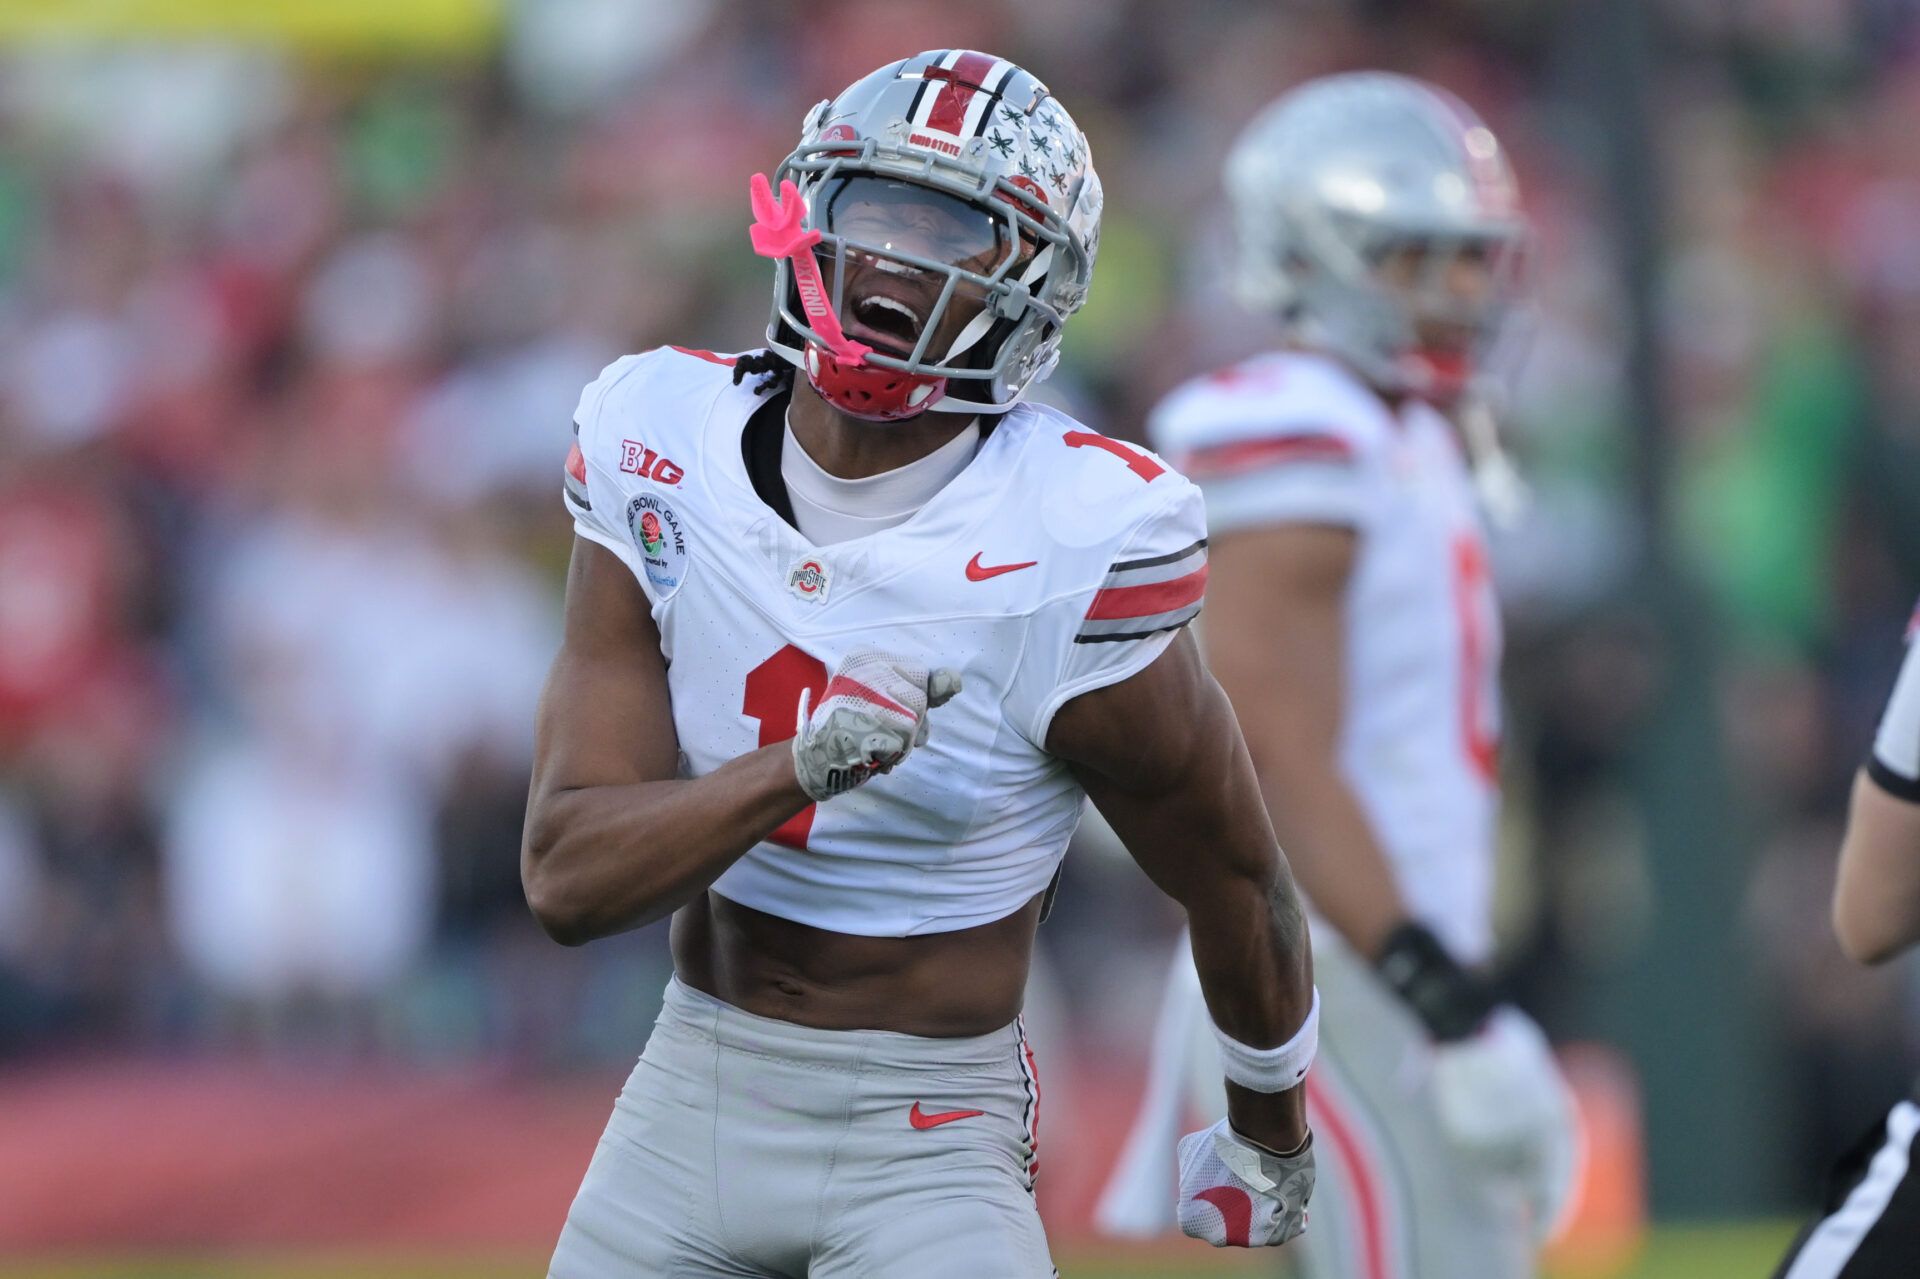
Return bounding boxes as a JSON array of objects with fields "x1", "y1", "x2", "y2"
[{"x1": 0, "y1": 1222, "x2": 1802, "y2": 1279}]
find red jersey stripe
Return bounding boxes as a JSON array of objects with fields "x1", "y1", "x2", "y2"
[
  {"x1": 668, "y1": 345, "x2": 739, "y2": 368},
  {"x1": 565, "y1": 442, "x2": 588, "y2": 484},
  {"x1": 1181, "y1": 434, "x2": 1354, "y2": 479},
  {"x1": 1085, "y1": 564, "x2": 1209, "y2": 621}
]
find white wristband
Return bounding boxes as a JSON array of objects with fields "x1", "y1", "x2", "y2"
[{"x1": 1212, "y1": 987, "x2": 1320, "y2": 1093}]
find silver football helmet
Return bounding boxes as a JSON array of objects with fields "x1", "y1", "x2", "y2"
[
  {"x1": 759, "y1": 49, "x2": 1102, "y2": 421},
  {"x1": 1227, "y1": 72, "x2": 1527, "y2": 404}
]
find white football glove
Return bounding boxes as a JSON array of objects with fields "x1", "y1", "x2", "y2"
[
  {"x1": 1176, "y1": 1118, "x2": 1313, "y2": 1248},
  {"x1": 1429, "y1": 1006, "x2": 1579, "y2": 1243},
  {"x1": 791, "y1": 650, "x2": 961, "y2": 802}
]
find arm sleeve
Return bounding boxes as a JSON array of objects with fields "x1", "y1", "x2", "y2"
[
  {"x1": 563, "y1": 354, "x2": 646, "y2": 578},
  {"x1": 1006, "y1": 479, "x2": 1210, "y2": 747},
  {"x1": 1870, "y1": 620, "x2": 1920, "y2": 802}
]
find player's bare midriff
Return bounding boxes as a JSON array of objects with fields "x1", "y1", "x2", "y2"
[{"x1": 671, "y1": 888, "x2": 1048, "y2": 1037}]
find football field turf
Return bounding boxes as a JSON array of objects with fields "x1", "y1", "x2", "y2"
[{"x1": 0, "y1": 1221, "x2": 1799, "y2": 1279}]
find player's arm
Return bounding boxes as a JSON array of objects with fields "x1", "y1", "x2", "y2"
[
  {"x1": 1208, "y1": 516, "x2": 1574, "y2": 1241},
  {"x1": 1206, "y1": 523, "x2": 1493, "y2": 1037},
  {"x1": 1048, "y1": 630, "x2": 1314, "y2": 1154},
  {"x1": 1833, "y1": 633, "x2": 1920, "y2": 964},
  {"x1": 1831, "y1": 774, "x2": 1920, "y2": 964},
  {"x1": 520, "y1": 538, "x2": 814, "y2": 944},
  {"x1": 1204, "y1": 523, "x2": 1411, "y2": 955}
]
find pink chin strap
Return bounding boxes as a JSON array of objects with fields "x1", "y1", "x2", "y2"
[{"x1": 749, "y1": 173, "x2": 948, "y2": 422}]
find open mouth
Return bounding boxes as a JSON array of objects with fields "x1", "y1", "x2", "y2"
[
  {"x1": 843, "y1": 293, "x2": 925, "y2": 356},
  {"x1": 833, "y1": 264, "x2": 936, "y2": 359}
]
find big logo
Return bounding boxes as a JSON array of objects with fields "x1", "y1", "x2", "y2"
[{"x1": 620, "y1": 439, "x2": 684, "y2": 486}]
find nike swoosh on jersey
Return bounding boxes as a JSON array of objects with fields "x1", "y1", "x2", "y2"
[
  {"x1": 909, "y1": 1101, "x2": 986, "y2": 1129},
  {"x1": 965, "y1": 553, "x2": 1038, "y2": 581}
]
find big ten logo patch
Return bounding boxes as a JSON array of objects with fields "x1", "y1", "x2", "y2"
[
  {"x1": 626, "y1": 495, "x2": 689, "y2": 598},
  {"x1": 620, "y1": 439, "x2": 684, "y2": 485}
]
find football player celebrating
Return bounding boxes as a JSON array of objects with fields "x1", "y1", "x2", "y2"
[
  {"x1": 1098, "y1": 73, "x2": 1577, "y2": 1277},
  {"x1": 1770, "y1": 606, "x2": 1920, "y2": 1275},
  {"x1": 523, "y1": 51, "x2": 1318, "y2": 1277}
]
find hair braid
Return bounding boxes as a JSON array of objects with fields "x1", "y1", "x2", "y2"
[{"x1": 731, "y1": 349, "x2": 796, "y2": 396}]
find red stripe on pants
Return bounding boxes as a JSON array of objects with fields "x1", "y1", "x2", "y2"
[{"x1": 1304, "y1": 1073, "x2": 1392, "y2": 1279}]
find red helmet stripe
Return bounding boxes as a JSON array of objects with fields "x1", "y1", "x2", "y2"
[{"x1": 922, "y1": 51, "x2": 1001, "y2": 137}]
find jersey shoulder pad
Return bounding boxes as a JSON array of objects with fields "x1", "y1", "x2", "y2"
[
  {"x1": 1148, "y1": 350, "x2": 1391, "y2": 481},
  {"x1": 571, "y1": 345, "x2": 749, "y2": 477},
  {"x1": 1009, "y1": 403, "x2": 1207, "y2": 627},
  {"x1": 998, "y1": 406, "x2": 1207, "y2": 744},
  {"x1": 564, "y1": 346, "x2": 746, "y2": 580},
  {"x1": 1014, "y1": 401, "x2": 1198, "y2": 548}
]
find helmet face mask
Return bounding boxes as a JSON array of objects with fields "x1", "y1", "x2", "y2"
[
  {"x1": 1229, "y1": 72, "x2": 1528, "y2": 404},
  {"x1": 760, "y1": 51, "x2": 1101, "y2": 422},
  {"x1": 802, "y1": 174, "x2": 1041, "y2": 370}
]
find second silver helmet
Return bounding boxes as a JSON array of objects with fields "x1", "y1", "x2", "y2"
[{"x1": 1227, "y1": 72, "x2": 1526, "y2": 403}]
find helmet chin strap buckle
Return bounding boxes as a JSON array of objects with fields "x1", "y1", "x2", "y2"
[{"x1": 748, "y1": 173, "x2": 872, "y2": 368}]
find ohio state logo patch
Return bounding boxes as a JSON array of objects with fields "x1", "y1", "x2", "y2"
[
  {"x1": 787, "y1": 556, "x2": 830, "y2": 604},
  {"x1": 625, "y1": 495, "x2": 687, "y2": 599}
]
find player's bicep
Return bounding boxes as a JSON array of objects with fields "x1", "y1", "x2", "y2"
[
  {"x1": 1048, "y1": 631, "x2": 1277, "y2": 902},
  {"x1": 1202, "y1": 524, "x2": 1355, "y2": 774},
  {"x1": 531, "y1": 537, "x2": 680, "y2": 797}
]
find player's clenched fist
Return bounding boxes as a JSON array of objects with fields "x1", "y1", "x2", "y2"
[
  {"x1": 1176, "y1": 1118, "x2": 1314, "y2": 1248},
  {"x1": 791, "y1": 650, "x2": 961, "y2": 802}
]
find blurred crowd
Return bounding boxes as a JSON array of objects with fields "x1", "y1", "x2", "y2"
[{"x1": 8, "y1": 0, "x2": 1920, "y2": 1211}]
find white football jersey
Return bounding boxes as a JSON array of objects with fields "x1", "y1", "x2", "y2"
[
  {"x1": 564, "y1": 346, "x2": 1207, "y2": 937},
  {"x1": 1150, "y1": 351, "x2": 1501, "y2": 961}
]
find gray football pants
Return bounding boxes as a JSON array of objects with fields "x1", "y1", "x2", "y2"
[{"x1": 549, "y1": 977, "x2": 1053, "y2": 1277}]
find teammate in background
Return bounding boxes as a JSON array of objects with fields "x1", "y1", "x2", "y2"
[
  {"x1": 1770, "y1": 610, "x2": 1920, "y2": 1275},
  {"x1": 1097, "y1": 73, "x2": 1576, "y2": 1277},
  {"x1": 523, "y1": 51, "x2": 1318, "y2": 1277}
]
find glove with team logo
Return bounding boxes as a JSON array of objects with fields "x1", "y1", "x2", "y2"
[
  {"x1": 791, "y1": 650, "x2": 961, "y2": 802},
  {"x1": 1176, "y1": 1118, "x2": 1314, "y2": 1248},
  {"x1": 1429, "y1": 1006, "x2": 1579, "y2": 1244}
]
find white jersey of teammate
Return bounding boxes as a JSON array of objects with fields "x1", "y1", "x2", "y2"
[
  {"x1": 564, "y1": 344, "x2": 1207, "y2": 937},
  {"x1": 1150, "y1": 349, "x2": 1501, "y2": 962}
]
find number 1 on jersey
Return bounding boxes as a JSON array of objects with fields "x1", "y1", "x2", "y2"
[
  {"x1": 1063, "y1": 430, "x2": 1165, "y2": 483},
  {"x1": 743, "y1": 644, "x2": 829, "y2": 850}
]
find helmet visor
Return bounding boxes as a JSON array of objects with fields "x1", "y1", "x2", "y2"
[
  {"x1": 809, "y1": 175, "x2": 1028, "y2": 365},
  {"x1": 819, "y1": 175, "x2": 1016, "y2": 274}
]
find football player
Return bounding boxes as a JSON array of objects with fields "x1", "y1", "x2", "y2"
[
  {"x1": 1097, "y1": 73, "x2": 1577, "y2": 1277},
  {"x1": 1770, "y1": 604, "x2": 1920, "y2": 1275},
  {"x1": 523, "y1": 51, "x2": 1319, "y2": 1277}
]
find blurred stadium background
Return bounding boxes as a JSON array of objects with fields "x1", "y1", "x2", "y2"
[{"x1": 2, "y1": 0, "x2": 1918, "y2": 1274}]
